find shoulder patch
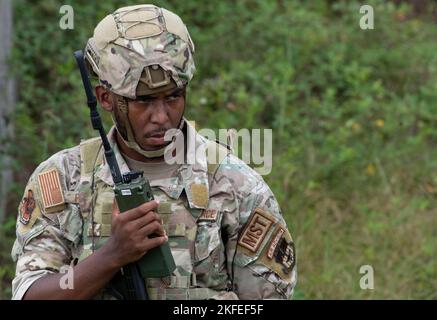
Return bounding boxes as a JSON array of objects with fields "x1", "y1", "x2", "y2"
[
  {"x1": 267, "y1": 227, "x2": 285, "y2": 259},
  {"x1": 19, "y1": 189, "x2": 36, "y2": 225},
  {"x1": 274, "y1": 236, "x2": 295, "y2": 272},
  {"x1": 37, "y1": 169, "x2": 66, "y2": 213},
  {"x1": 259, "y1": 225, "x2": 296, "y2": 281},
  {"x1": 238, "y1": 208, "x2": 275, "y2": 253},
  {"x1": 17, "y1": 188, "x2": 42, "y2": 233}
]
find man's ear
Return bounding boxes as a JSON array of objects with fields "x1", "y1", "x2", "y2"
[{"x1": 95, "y1": 86, "x2": 113, "y2": 112}]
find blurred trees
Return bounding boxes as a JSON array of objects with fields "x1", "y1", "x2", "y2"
[{"x1": 0, "y1": 0, "x2": 14, "y2": 224}]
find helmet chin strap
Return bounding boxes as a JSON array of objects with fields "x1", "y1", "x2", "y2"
[{"x1": 112, "y1": 95, "x2": 185, "y2": 159}]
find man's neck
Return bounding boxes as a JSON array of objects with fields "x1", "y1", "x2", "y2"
[{"x1": 115, "y1": 131, "x2": 165, "y2": 163}]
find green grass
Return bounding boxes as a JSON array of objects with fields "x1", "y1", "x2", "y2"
[
  {"x1": 267, "y1": 152, "x2": 437, "y2": 299},
  {"x1": 0, "y1": 218, "x2": 16, "y2": 299}
]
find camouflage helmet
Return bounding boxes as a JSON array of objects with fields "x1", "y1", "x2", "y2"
[{"x1": 84, "y1": 4, "x2": 196, "y2": 99}]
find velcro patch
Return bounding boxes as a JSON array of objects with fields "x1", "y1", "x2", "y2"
[
  {"x1": 190, "y1": 183, "x2": 208, "y2": 208},
  {"x1": 37, "y1": 169, "x2": 66, "y2": 213},
  {"x1": 199, "y1": 208, "x2": 217, "y2": 221},
  {"x1": 238, "y1": 208, "x2": 275, "y2": 253},
  {"x1": 157, "y1": 202, "x2": 172, "y2": 214}
]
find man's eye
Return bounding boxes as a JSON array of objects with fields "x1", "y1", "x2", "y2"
[
  {"x1": 137, "y1": 97, "x2": 153, "y2": 104},
  {"x1": 166, "y1": 93, "x2": 182, "y2": 101}
]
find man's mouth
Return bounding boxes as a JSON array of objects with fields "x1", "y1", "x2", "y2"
[
  {"x1": 145, "y1": 130, "x2": 169, "y2": 146},
  {"x1": 146, "y1": 128, "x2": 169, "y2": 138},
  {"x1": 149, "y1": 132, "x2": 165, "y2": 138}
]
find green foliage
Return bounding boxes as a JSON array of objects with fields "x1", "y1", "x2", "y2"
[
  {"x1": 2, "y1": 0, "x2": 436, "y2": 299},
  {"x1": 0, "y1": 217, "x2": 16, "y2": 299}
]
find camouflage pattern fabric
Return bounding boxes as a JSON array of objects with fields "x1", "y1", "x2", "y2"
[
  {"x1": 85, "y1": 4, "x2": 195, "y2": 99},
  {"x1": 11, "y1": 121, "x2": 297, "y2": 299}
]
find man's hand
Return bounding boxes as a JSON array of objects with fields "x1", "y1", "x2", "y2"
[{"x1": 103, "y1": 199, "x2": 168, "y2": 268}]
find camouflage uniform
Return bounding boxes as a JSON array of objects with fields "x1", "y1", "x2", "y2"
[
  {"x1": 11, "y1": 4, "x2": 297, "y2": 299},
  {"x1": 11, "y1": 121, "x2": 297, "y2": 299}
]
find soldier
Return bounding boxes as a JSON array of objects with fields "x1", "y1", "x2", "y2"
[{"x1": 11, "y1": 4, "x2": 297, "y2": 300}]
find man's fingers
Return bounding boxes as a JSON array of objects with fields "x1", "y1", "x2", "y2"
[
  {"x1": 112, "y1": 200, "x2": 120, "y2": 218},
  {"x1": 141, "y1": 235, "x2": 168, "y2": 252},
  {"x1": 120, "y1": 199, "x2": 160, "y2": 221},
  {"x1": 154, "y1": 225, "x2": 166, "y2": 237},
  {"x1": 138, "y1": 220, "x2": 166, "y2": 238},
  {"x1": 130, "y1": 211, "x2": 162, "y2": 230}
]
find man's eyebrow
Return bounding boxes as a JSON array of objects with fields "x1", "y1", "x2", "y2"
[{"x1": 171, "y1": 88, "x2": 184, "y2": 95}]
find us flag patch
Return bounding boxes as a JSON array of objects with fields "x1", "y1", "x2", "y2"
[{"x1": 37, "y1": 169, "x2": 66, "y2": 213}]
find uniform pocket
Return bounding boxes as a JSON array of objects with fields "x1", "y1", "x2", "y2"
[
  {"x1": 57, "y1": 204, "x2": 83, "y2": 246},
  {"x1": 194, "y1": 221, "x2": 221, "y2": 262},
  {"x1": 21, "y1": 223, "x2": 45, "y2": 248}
]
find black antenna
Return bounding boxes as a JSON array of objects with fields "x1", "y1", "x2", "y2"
[
  {"x1": 74, "y1": 50, "x2": 150, "y2": 300},
  {"x1": 74, "y1": 50, "x2": 123, "y2": 184}
]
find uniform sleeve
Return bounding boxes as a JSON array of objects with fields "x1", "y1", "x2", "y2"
[
  {"x1": 11, "y1": 149, "x2": 83, "y2": 300},
  {"x1": 219, "y1": 156, "x2": 297, "y2": 300}
]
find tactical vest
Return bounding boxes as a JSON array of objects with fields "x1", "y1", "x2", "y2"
[{"x1": 76, "y1": 137, "x2": 231, "y2": 300}]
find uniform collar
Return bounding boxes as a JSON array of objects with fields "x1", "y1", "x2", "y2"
[{"x1": 95, "y1": 120, "x2": 210, "y2": 209}]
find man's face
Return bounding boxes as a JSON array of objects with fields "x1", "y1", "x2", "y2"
[{"x1": 120, "y1": 87, "x2": 186, "y2": 151}]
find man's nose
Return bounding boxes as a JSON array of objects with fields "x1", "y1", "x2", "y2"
[{"x1": 150, "y1": 99, "x2": 170, "y2": 124}]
